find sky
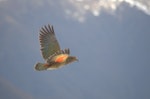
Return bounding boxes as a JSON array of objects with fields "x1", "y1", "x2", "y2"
[{"x1": 0, "y1": 0, "x2": 150, "y2": 99}]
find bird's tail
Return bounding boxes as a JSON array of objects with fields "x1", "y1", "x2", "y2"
[{"x1": 34, "y1": 63, "x2": 47, "y2": 71}]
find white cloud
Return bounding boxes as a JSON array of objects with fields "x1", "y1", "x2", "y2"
[
  {"x1": 120, "y1": 0, "x2": 150, "y2": 15},
  {"x1": 61, "y1": 0, "x2": 150, "y2": 22},
  {"x1": 1, "y1": 0, "x2": 150, "y2": 22}
]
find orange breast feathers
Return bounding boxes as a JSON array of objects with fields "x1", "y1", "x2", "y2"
[{"x1": 54, "y1": 54, "x2": 69, "y2": 63}]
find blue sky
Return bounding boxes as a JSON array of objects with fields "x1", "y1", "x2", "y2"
[{"x1": 0, "y1": 0, "x2": 150, "y2": 99}]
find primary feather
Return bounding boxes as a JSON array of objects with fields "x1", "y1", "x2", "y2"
[{"x1": 40, "y1": 24, "x2": 60, "y2": 60}]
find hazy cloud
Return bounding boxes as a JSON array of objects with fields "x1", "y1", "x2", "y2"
[
  {"x1": 0, "y1": 0, "x2": 7, "y2": 2},
  {"x1": 0, "y1": 77, "x2": 34, "y2": 99}
]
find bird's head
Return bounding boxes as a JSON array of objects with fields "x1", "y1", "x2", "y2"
[{"x1": 65, "y1": 56, "x2": 78, "y2": 64}]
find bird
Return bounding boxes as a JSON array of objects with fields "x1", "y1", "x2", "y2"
[{"x1": 34, "y1": 24, "x2": 78, "y2": 71}]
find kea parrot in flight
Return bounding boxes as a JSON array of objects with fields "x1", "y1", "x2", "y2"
[{"x1": 34, "y1": 24, "x2": 78, "y2": 71}]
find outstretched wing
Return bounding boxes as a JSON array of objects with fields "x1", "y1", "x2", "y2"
[{"x1": 39, "y1": 24, "x2": 60, "y2": 60}]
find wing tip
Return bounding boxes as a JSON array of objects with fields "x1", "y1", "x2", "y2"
[{"x1": 39, "y1": 24, "x2": 55, "y2": 36}]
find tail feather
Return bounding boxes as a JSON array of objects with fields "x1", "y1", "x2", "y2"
[{"x1": 34, "y1": 63, "x2": 47, "y2": 71}]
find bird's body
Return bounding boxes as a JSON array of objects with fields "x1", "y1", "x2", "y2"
[{"x1": 34, "y1": 24, "x2": 78, "y2": 71}]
